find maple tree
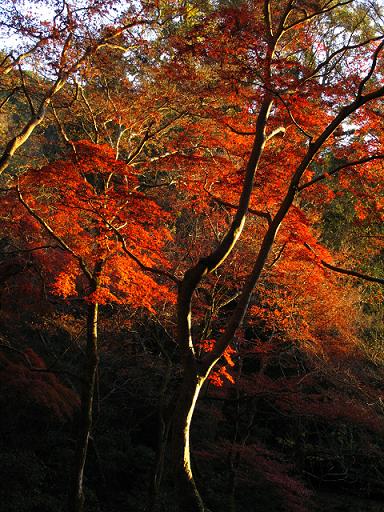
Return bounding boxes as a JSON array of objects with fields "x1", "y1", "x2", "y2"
[
  {"x1": 1, "y1": 1, "x2": 384, "y2": 512},
  {"x1": 1, "y1": 140, "x2": 174, "y2": 512},
  {"x1": 154, "y1": 1, "x2": 384, "y2": 510},
  {"x1": 0, "y1": 0, "x2": 184, "y2": 176}
]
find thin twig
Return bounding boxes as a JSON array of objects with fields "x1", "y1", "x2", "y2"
[
  {"x1": 103, "y1": 217, "x2": 180, "y2": 284},
  {"x1": 204, "y1": 182, "x2": 272, "y2": 225}
]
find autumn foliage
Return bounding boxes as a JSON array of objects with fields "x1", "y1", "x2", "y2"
[
  {"x1": 1, "y1": 1, "x2": 384, "y2": 511},
  {"x1": 3, "y1": 141, "x2": 174, "y2": 312}
]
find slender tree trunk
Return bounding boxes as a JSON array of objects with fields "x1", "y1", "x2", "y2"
[
  {"x1": 171, "y1": 362, "x2": 210, "y2": 512},
  {"x1": 147, "y1": 414, "x2": 172, "y2": 512},
  {"x1": 147, "y1": 359, "x2": 173, "y2": 512},
  {"x1": 68, "y1": 301, "x2": 99, "y2": 512}
]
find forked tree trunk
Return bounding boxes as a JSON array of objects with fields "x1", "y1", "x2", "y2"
[
  {"x1": 68, "y1": 301, "x2": 99, "y2": 512},
  {"x1": 172, "y1": 363, "x2": 210, "y2": 512}
]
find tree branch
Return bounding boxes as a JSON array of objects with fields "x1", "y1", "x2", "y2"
[
  {"x1": 357, "y1": 39, "x2": 384, "y2": 98},
  {"x1": 0, "y1": 341, "x2": 84, "y2": 383},
  {"x1": 298, "y1": 154, "x2": 384, "y2": 191},
  {"x1": 203, "y1": 182, "x2": 272, "y2": 225},
  {"x1": 1, "y1": 244, "x2": 64, "y2": 255},
  {"x1": 302, "y1": 35, "x2": 383, "y2": 85},
  {"x1": 103, "y1": 217, "x2": 180, "y2": 285},
  {"x1": 0, "y1": 37, "x2": 51, "y2": 75},
  {"x1": 304, "y1": 243, "x2": 384, "y2": 285},
  {"x1": 275, "y1": 91, "x2": 313, "y2": 141},
  {"x1": 284, "y1": 1, "x2": 354, "y2": 31},
  {"x1": 16, "y1": 185, "x2": 93, "y2": 281}
]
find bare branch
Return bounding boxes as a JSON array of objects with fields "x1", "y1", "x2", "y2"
[
  {"x1": 126, "y1": 122, "x2": 154, "y2": 164},
  {"x1": 0, "y1": 37, "x2": 50, "y2": 75},
  {"x1": 203, "y1": 182, "x2": 272, "y2": 225},
  {"x1": 265, "y1": 126, "x2": 286, "y2": 141},
  {"x1": 275, "y1": 92, "x2": 313, "y2": 141},
  {"x1": 284, "y1": 1, "x2": 354, "y2": 31},
  {"x1": 223, "y1": 122, "x2": 256, "y2": 136},
  {"x1": 127, "y1": 111, "x2": 187, "y2": 164},
  {"x1": 266, "y1": 242, "x2": 287, "y2": 269},
  {"x1": 51, "y1": 104, "x2": 78, "y2": 156},
  {"x1": 16, "y1": 185, "x2": 93, "y2": 281},
  {"x1": 304, "y1": 243, "x2": 384, "y2": 285},
  {"x1": 223, "y1": 119, "x2": 285, "y2": 141},
  {"x1": 1, "y1": 244, "x2": 64, "y2": 254},
  {"x1": 0, "y1": 342, "x2": 84, "y2": 382},
  {"x1": 18, "y1": 65, "x2": 35, "y2": 116},
  {"x1": 263, "y1": 0, "x2": 274, "y2": 43},
  {"x1": 357, "y1": 38, "x2": 384, "y2": 98},
  {"x1": 302, "y1": 35, "x2": 383, "y2": 85},
  {"x1": 79, "y1": 85, "x2": 100, "y2": 144},
  {"x1": 298, "y1": 154, "x2": 384, "y2": 191},
  {"x1": 276, "y1": 0, "x2": 295, "y2": 38},
  {"x1": 0, "y1": 86, "x2": 21, "y2": 111}
]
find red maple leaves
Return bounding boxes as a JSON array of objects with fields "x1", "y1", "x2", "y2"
[{"x1": 5, "y1": 141, "x2": 175, "y2": 312}]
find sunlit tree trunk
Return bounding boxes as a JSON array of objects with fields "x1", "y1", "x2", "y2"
[
  {"x1": 171, "y1": 358, "x2": 211, "y2": 512},
  {"x1": 68, "y1": 300, "x2": 99, "y2": 512}
]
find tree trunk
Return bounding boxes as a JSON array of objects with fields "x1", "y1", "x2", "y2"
[
  {"x1": 147, "y1": 359, "x2": 173, "y2": 512},
  {"x1": 147, "y1": 413, "x2": 172, "y2": 512},
  {"x1": 171, "y1": 363, "x2": 210, "y2": 512},
  {"x1": 68, "y1": 301, "x2": 99, "y2": 512}
]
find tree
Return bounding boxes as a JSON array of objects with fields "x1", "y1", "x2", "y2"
[
  {"x1": 2, "y1": 141, "x2": 174, "y2": 512},
  {"x1": 161, "y1": 1, "x2": 384, "y2": 510},
  {"x1": 0, "y1": 0, "x2": 177, "y2": 176}
]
